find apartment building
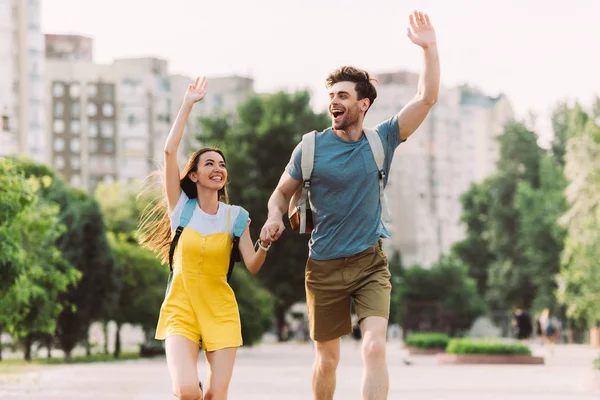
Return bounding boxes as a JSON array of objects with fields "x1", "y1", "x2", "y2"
[
  {"x1": 0, "y1": 0, "x2": 45, "y2": 162},
  {"x1": 364, "y1": 71, "x2": 514, "y2": 267},
  {"x1": 44, "y1": 38, "x2": 255, "y2": 190}
]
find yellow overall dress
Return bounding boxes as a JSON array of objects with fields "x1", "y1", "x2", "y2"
[{"x1": 155, "y1": 206, "x2": 243, "y2": 351}]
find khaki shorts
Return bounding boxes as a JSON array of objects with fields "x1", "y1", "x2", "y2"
[{"x1": 305, "y1": 240, "x2": 392, "y2": 342}]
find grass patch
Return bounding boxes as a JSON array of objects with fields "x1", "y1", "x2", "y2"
[
  {"x1": 404, "y1": 333, "x2": 450, "y2": 349},
  {"x1": 0, "y1": 351, "x2": 140, "y2": 368},
  {"x1": 446, "y1": 338, "x2": 531, "y2": 356}
]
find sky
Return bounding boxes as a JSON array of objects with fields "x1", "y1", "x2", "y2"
[{"x1": 41, "y1": 0, "x2": 599, "y2": 143}]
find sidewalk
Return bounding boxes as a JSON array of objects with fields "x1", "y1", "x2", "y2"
[{"x1": 0, "y1": 341, "x2": 598, "y2": 399}]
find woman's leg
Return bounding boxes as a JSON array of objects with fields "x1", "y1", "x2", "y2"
[
  {"x1": 203, "y1": 347, "x2": 237, "y2": 400},
  {"x1": 166, "y1": 335, "x2": 202, "y2": 400}
]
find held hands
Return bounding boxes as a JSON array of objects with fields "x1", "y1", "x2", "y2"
[
  {"x1": 184, "y1": 76, "x2": 207, "y2": 106},
  {"x1": 407, "y1": 10, "x2": 437, "y2": 49},
  {"x1": 260, "y1": 216, "x2": 285, "y2": 245}
]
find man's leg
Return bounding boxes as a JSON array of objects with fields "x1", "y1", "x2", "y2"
[
  {"x1": 313, "y1": 338, "x2": 341, "y2": 400},
  {"x1": 360, "y1": 316, "x2": 389, "y2": 400},
  {"x1": 305, "y1": 256, "x2": 351, "y2": 400},
  {"x1": 349, "y1": 240, "x2": 392, "y2": 400}
]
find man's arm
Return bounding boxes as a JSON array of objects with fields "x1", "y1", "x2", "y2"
[
  {"x1": 261, "y1": 171, "x2": 302, "y2": 242},
  {"x1": 397, "y1": 11, "x2": 440, "y2": 141}
]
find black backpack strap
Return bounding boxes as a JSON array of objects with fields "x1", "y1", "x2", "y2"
[
  {"x1": 226, "y1": 207, "x2": 249, "y2": 282},
  {"x1": 168, "y1": 199, "x2": 196, "y2": 271}
]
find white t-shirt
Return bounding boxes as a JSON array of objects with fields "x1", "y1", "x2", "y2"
[{"x1": 169, "y1": 191, "x2": 246, "y2": 238}]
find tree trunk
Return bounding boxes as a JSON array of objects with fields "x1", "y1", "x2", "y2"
[
  {"x1": 276, "y1": 306, "x2": 287, "y2": 342},
  {"x1": 46, "y1": 334, "x2": 52, "y2": 359},
  {"x1": 113, "y1": 323, "x2": 122, "y2": 358},
  {"x1": 103, "y1": 321, "x2": 109, "y2": 355},
  {"x1": 85, "y1": 338, "x2": 91, "y2": 357},
  {"x1": 24, "y1": 334, "x2": 33, "y2": 362}
]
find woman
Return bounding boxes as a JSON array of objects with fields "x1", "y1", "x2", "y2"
[{"x1": 138, "y1": 76, "x2": 271, "y2": 400}]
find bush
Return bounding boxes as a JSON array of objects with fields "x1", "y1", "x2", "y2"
[
  {"x1": 594, "y1": 355, "x2": 600, "y2": 370},
  {"x1": 405, "y1": 333, "x2": 450, "y2": 349},
  {"x1": 446, "y1": 338, "x2": 531, "y2": 356}
]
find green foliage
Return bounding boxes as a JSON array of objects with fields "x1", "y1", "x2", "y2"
[
  {"x1": 399, "y1": 255, "x2": 485, "y2": 334},
  {"x1": 388, "y1": 251, "x2": 404, "y2": 325},
  {"x1": 595, "y1": 355, "x2": 600, "y2": 370},
  {"x1": 404, "y1": 332, "x2": 450, "y2": 349},
  {"x1": 446, "y1": 338, "x2": 531, "y2": 355},
  {"x1": 558, "y1": 99, "x2": 600, "y2": 327},
  {"x1": 229, "y1": 267, "x2": 274, "y2": 347},
  {"x1": 10, "y1": 158, "x2": 120, "y2": 358},
  {"x1": 0, "y1": 158, "x2": 36, "y2": 291},
  {"x1": 108, "y1": 234, "x2": 165, "y2": 334},
  {"x1": 454, "y1": 118, "x2": 567, "y2": 312},
  {"x1": 198, "y1": 90, "x2": 329, "y2": 336}
]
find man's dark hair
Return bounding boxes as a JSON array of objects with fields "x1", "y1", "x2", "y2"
[{"x1": 326, "y1": 66, "x2": 378, "y2": 110}]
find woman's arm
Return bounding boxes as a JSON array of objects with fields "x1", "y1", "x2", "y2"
[
  {"x1": 238, "y1": 223, "x2": 270, "y2": 274},
  {"x1": 164, "y1": 76, "x2": 207, "y2": 213}
]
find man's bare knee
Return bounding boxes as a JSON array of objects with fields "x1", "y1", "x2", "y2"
[
  {"x1": 362, "y1": 334, "x2": 386, "y2": 363},
  {"x1": 204, "y1": 384, "x2": 227, "y2": 400},
  {"x1": 315, "y1": 340, "x2": 340, "y2": 373}
]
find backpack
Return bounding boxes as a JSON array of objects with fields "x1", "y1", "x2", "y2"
[
  {"x1": 168, "y1": 199, "x2": 249, "y2": 282},
  {"x1": 288, "y1": 128, "x2": 391, "y2": 234}
]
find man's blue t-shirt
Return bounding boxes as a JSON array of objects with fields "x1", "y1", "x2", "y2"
[{"x1": 286, "y1": 116, "x2": 403, "y2": 260}]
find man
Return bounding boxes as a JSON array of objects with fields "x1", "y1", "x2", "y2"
[
  {"x1": 260, "y1": 10, "x2": 439, "y2": 400},
  {"x1": 512, "y1": 308, "x2": 533, "y2": 341}
]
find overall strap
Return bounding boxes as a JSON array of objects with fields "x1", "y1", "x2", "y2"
[
  {"x1": 168, "y1": 198, "x2": 196, "y2": 272},
  {"x1": 364, "y1": 128, "x2": 391, "y2": 223},
  {"x1": 226, "y1": 206, "x2": 249, "y2": 282}
]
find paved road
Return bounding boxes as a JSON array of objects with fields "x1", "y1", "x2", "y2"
[{"x1": 1, "y1": 341, "x2": 599, "y2": 399}]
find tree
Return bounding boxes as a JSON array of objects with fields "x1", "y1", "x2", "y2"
[
  {"x1": 0, "y1": 158, "x2": 35, "y2": 292},
  {"x1": 107, "y1": 234, "x2": 165, "y2": 357},
  {"x1": 398, "y1": 255, "x2": 485, "y2": 336},
  {"x1": 388, "y1": 250, "x2": 404, "y2": 325},
  {"x1": 53, "y1": 189, "x2": 120, "y2": 359},
  {"x1": 11, "y1": 159, "x2": 120, "y2": 360},
  {"x1": 452, "y1": 179, "x2": 496, "y2": 297},
  {"x1": 198, "y1": 91, "x2": 330, "y2": 339},
  {"x1": 514, "y1": 155, "x2": 567, "y2": 311},
  {"x1": 558, "y1": 99, "x2": 600, "y2": 327},
  {"x1": 0, "y1": 186, "x2": 80, "y2": 360}
]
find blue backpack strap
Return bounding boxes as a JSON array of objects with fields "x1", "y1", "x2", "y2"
[
  {"x1": 168, "y1": 198, "x2": 196, "y2": 272},
  {"x1": 227, "y1": 206, "x2": 249, "y2": 282}
]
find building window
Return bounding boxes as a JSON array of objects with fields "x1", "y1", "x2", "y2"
[
  {"x1": 54, "y1": 138, "x2": 65, "y2": 152},
  {"x1": 102, "y1": 84, "x2": 114, "y2": 100},
  {"x1": 103, "y1": 139, "x2": 114, "y2": 152},
  {"x1": 89, "y1": 176, "x2": 98, "y2": 188},
  {"x1": 2, "y1": 114, "x2": 8, "y2": 131},
  {"x1": 89, "y1": 139, "x2": 98, "y2": 152},
  {"x1": 54, "y1": 156, "x2": 65, "y2": 170},
  {"x1": 71, "y1": 156, "x2": 80, "y2": 170},
  {"x1": 71, "y1": 120, "x2": 81, "y2": 134},
  {"x1": 101, "y1": 121, "x2": 114, "y2": 137},
  {"x1": 87, "y1": 83, "x2": 97, "y2": 98},
  {"x1": 87, "y1": 103, "x2": 97, "y2": 117},
  {"x1": 128, "y1": 114, "x2": 136, "y2": 127},
  {"x1": 53, "y1": 120, "x2": 65, "y2": 133},
  {"x1": 52, "y1": 82, "x2": 64, "y2": 97},
  {"x1": 69, "y1": 83, "x2": 81, "y2": 98},
  {"x1": 71, "y1": 103, "x2": 80, "y2": 118},
  {"x1": 70, "y1": 138, "x2": 80, "y2": 152},
  {"x1": 88, "y1": 122, "x2": 98, "y2": 137},
  {"x1": 102, "y1": 103, "x2": 114, "y2": 117},
  {"x1": 54, "y1": 102, "x2": 64, "y2": 118},
  {"x1": 103, "y1": 175, "x2": 114, "y2": 184},
  {"x1": 71, "y1": 174, "x2": 81, "y2": 187}
]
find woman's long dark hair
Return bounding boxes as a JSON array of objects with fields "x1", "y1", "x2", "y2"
[{"x1": 137, "y1": 148, "x2": 229, "y2": 264}]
